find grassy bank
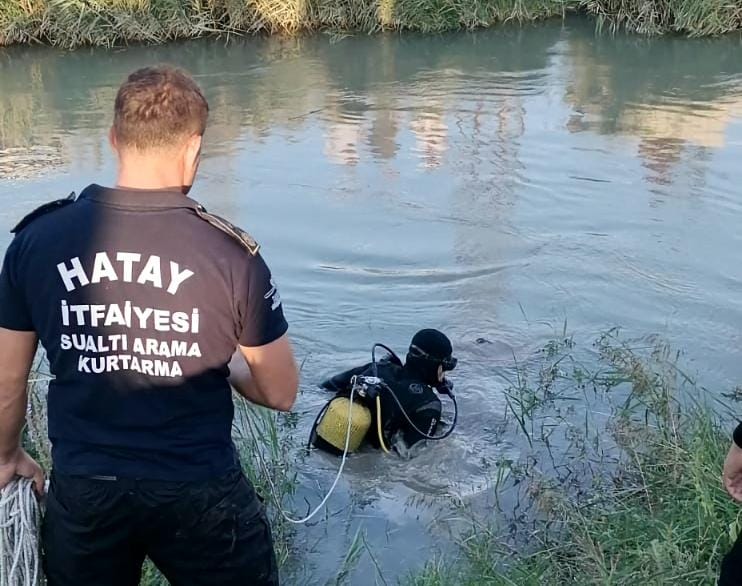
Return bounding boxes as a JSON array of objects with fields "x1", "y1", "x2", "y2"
[
  {"x1": 1, "y1": 0, "x2": 741, "y2": 48},
  {"x1": 0, "y1": 0, "x2": 565, "y2": 48},
  {"x1": 408, "y1": 331, "x2": 740, "y2": 585}
]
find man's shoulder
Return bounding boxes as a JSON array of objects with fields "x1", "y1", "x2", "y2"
[
  {"x1": 190, "y1": 205, "x2": 260, "y2": 257},
  {"x1": 11, "y1": 192, "x2": 77, "y2": 235}
]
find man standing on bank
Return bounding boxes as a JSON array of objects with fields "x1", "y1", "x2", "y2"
[
  {"x1": 0, "y1": 66, "x2": 298, "y2": 586},
  {"x1": 720, "y1": 426, "x2": 742, "y2": 583}
]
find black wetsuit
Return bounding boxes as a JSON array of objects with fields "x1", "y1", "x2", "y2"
[{"x1": 320, "y1": 358, "x2": 443, "y2": 450}]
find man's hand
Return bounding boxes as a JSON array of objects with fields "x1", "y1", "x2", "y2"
[
  {"x1": 724, "y1": 441, "x2": 742, "y2": 502},
  {"x1": 438, "y1": 379, "x2": 455, "y2": 396},
  {"x1": 0, "y1": 328, "x2": 39, "y2": 493},
  {"x1": 0, "y1": 448, "x2": 45, "y2": 496}
]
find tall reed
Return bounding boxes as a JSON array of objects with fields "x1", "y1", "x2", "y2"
[{"x1": 2, "y1": 0, "x2": 739, "y2": 48}]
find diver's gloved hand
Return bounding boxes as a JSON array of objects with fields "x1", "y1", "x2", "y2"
[{"x1": 438, "y1": 379, "x2": 454, "y2": 396}]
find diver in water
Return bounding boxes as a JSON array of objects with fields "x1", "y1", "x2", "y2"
[{"x1": 310, "y1": 329, "x2": 458, "y2": 455}]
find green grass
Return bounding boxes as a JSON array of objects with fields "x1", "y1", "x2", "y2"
[
  {"x1": 407, "y1": 331, "x2": 740, "y2": 585},
  {"x1": 583, "y1": 0, "x2": 742, "y2": 36},
  {"x1": 1, "y1": 0, "x2": 740, "y2": 48},
  {"x1": 0, "y1": 0, "x2": 569, "y2": 47}
]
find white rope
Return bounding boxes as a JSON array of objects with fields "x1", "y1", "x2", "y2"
[
  {"x1": 0, "y1": 478, "x2": 42, "y2": 586},
  {"x1": 246, "y1": 381, "x2": 358, "y2": 525}
]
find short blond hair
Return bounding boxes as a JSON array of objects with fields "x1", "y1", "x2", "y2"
[{"x1": 113, "y1": 65, "x2": 209, "y2": 150}]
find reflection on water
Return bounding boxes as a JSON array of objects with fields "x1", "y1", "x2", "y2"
[
  {"x1": 5, "y1": 27, "x2": 742, "y2": 184},
  {"x1": 3, "y1": 18, "x2": 742, "y2": 584},
  {"x1": 0, "y1": 146, "x2": 66, "y2": 181},
  {"x1": 3, "y1": 28, "x2": 741, "y2": 196}
]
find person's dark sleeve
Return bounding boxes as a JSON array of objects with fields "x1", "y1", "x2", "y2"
[
  {"x1": 320, "y1": 363, "x2": 371, "y2": 394},
  {"x1": 401, "y1": 399, "x2": 442, "y2": 447},
  {"x1": 237, "y1": 253, "x2": 288, "y2": 347},
  {"x1": 0, "y1": 237, "x2": 33, "y2": 331}
]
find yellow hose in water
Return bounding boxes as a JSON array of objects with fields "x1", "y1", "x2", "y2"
[{"x1": 376, "y1": 396, "x2": 390, "y2": 454}]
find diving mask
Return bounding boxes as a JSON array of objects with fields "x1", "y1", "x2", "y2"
[{"x1": 408, "y1": 344, "x2": 458, "y2": 371}]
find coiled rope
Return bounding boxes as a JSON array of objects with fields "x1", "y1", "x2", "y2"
[{"x1": 0, "y1": 477, "x2": 42, "y2": 586}]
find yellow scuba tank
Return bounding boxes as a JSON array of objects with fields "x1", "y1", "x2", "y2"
[{"x1": 315, "y1": 396, "x2": 372, "y2": 453}]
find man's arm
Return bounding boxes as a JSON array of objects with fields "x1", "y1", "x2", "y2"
[
  {"x1": 724, "y1": 423, "x2": 742, "y2": 502},
  {"x1": 228, "y1": 333, "x2": 298, "y2": 412},
  {"x1": 0, "y1": 327, "x2": 44, "y2": 493}
]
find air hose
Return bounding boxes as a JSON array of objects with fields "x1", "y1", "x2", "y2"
[
  {"x1": 371, "y1": 343, "x2": 402, "y2": 374},
  {"x1": 247, "y1": 378, "x2": 361, "y2": 525},
  {"x1": 376, "y1": 396, "x2": 390, "y2": 454},
  {"x1": 371, "y1": 343, "x2": 459, "y2": 441},
  {"x1": 305, "y1": 400, "x2": 331, "y2": 452},
  {"x1": 380, "y1": 383, "x2": 458, "y2": 441}
]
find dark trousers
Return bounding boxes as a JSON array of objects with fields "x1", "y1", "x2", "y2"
[
  {"x1": 42, "y1": 470, "x2": 278, "y2": 586},
  {"x1": 721, "y1": 531, "x2": 742, "y2": 585}
]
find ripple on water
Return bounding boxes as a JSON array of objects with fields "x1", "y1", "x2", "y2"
[
  {"x1": 0, "y1": 146, "x2": 65, "y2": 182},
  {"x1": 313, "y1": 261, "x2": 527, "y2": 286}
]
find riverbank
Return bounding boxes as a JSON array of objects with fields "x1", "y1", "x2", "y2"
[
  {"x1": 1, "y1": 0, "x2": 741, "y2": 48},
  {"x1": 407, "y1": 332, "x2": 741, "y2": 585}
]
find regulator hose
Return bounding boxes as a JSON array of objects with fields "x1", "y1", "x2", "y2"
[
  {"x1": 371, "y1": 342, "x2": 458, "y2": 441},
  {"x1": 371, "y1": 343, "x2": 403, "y2": 376},
  {"x1": 251, "y1": 378, "x2": 361, "y2": 525},
  {"x1": 306, "y1": 399, "x2": 332, "y2": 452},
  {"x1": 380, "y1": 382, "x2": 458, "y2": 441}
]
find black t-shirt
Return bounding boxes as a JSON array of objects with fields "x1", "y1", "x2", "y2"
[{"x1": 0, "y1": 184, "x2": 288, "y2": 481}]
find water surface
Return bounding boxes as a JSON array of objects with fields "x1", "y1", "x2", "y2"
[{"x1": 2, "y1": 19, "x2": 742, "y2": 583}]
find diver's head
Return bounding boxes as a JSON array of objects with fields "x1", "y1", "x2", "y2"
[{"x1": 405, "y1": 329, "x2": 457, "y2": 386}]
